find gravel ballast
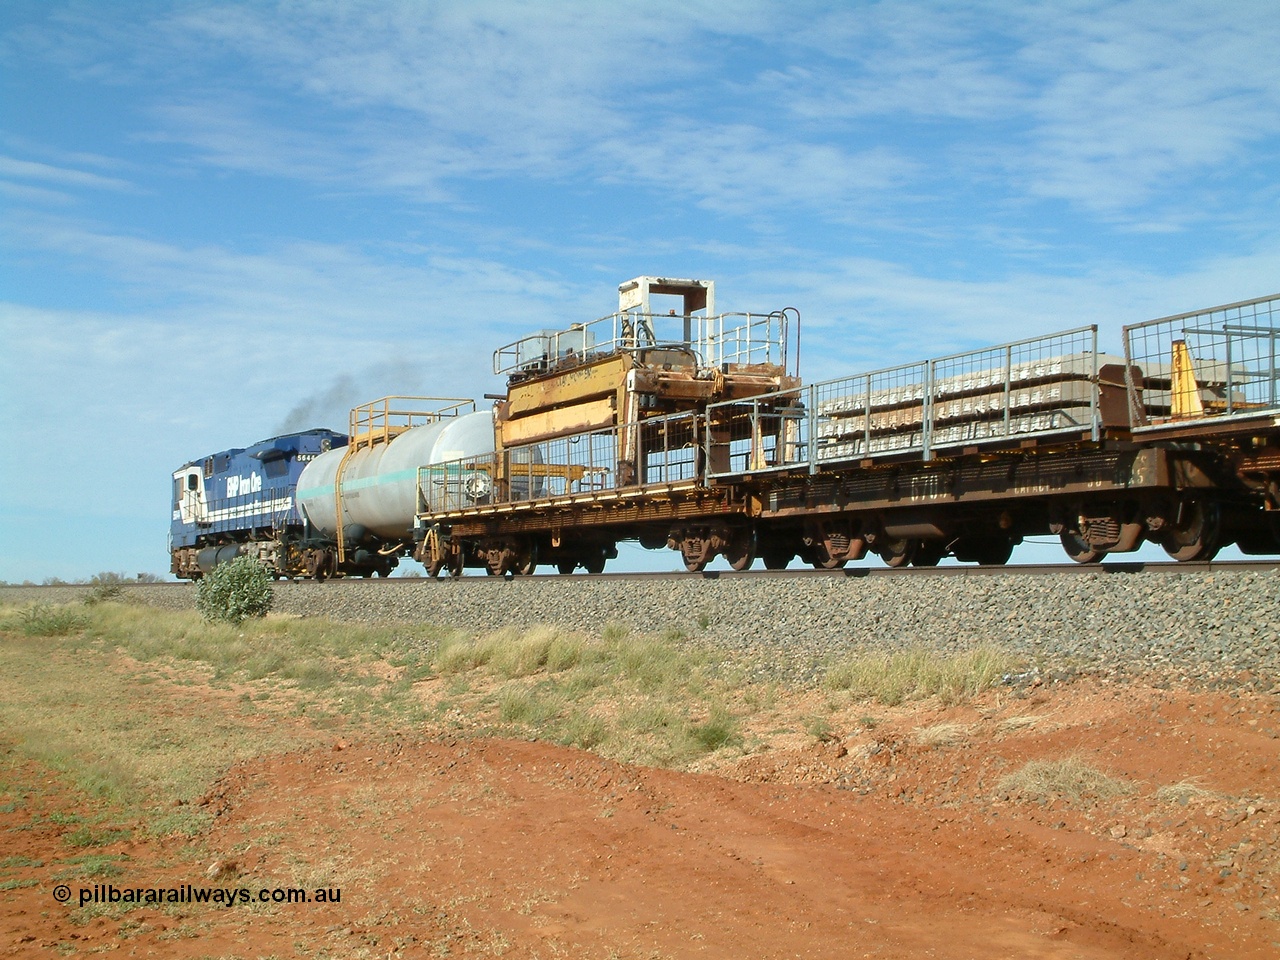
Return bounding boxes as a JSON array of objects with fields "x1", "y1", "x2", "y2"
[{"x1": 7, "y1": 568, "x2": 1278, "y2": 687}]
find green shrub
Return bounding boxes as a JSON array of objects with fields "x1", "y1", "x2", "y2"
[
  {"x1": 84, "y1": 582, "x2": 126, "y2": 605},
  {"x1": 18, "y1": 604, "x2": 88, "y2": 637},
  {"x1": 689, "y1": 707, "x2": 740, "y2": 751},
  {"x1": 195, "y1": 555, "x2": 273, "y2": 624}
]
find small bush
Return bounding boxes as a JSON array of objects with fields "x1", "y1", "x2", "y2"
[
  {"x1": 1155, "y1": 779, "x2": 1219, "y2": 806},
  {"x1": 195, "y1": 555, "x2": 273, "y2": 624},
  {"x1": 84, "y1": 582, "x2": 126, "y2": 606},
  {"x1": 18, "y1": 604, "x2": 87, "y2": 637},
  {"x1": 689, "y1": 707, "x2": 740, "y2": 752},
  {"x1": 912, "y1": 722, "x2": 970, "y2": 748},
  {"x1": 496, "y1": 684, "x2": 564, "y2": 725}
]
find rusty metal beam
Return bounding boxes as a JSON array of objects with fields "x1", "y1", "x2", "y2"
[{"x1": 759, "y1": 448, "x2": 1187, "y2": 518}]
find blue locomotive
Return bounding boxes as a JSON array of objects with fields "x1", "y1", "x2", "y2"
[{"x1": 170, "y1": 429, "x2": 347, "y2": 579}]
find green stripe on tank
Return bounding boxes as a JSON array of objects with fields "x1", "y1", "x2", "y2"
[
  {"x1": 296, "y1": 463, "x2": 477, "y2": 501},
  {"x1": 296, "y1": 467, "x2": 418, "y2": 501}
]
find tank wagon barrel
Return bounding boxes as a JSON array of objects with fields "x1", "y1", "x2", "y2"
[
  {"x1": 291, "y1": 397, "x2": 492, "y2": 580},
  {"x1": 171, "y1": 282, "x2": 1280, "y2": 579}
]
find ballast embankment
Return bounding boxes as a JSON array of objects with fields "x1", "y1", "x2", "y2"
[{"x1": 7, "y1": 570, "x2": 1278, "y2": 688}]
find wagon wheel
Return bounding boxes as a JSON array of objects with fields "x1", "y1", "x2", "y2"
[
  {"x1": 723, "y1": 528, "x2": 756, "y2": 572},
  {"x1": 973, "y1": 538, "x2": 1014, "y2": 566},
  {"x1": 1059, "y1": 530, "x2": 1105, "y2": 564},
  {"x1": 1159, "y1": 499, "x2": 1221, "y2": 562},
  {"x1": 761, "y1": 545, "x2": 794, "y2": 570},
  {"x1": 557, "y1": 560, "x2": 577, "y2": 575},
  {"x1": 680, "y1": 538, "x2": 710, "y2": 573},
  {"x1": 424, "y1": 528, "x2": 447, "y2": 578},
  {"x1": 877, "y1": 537, "x2": 918, "y2": 568},
  {"x1": 1233, "y1": 514, "x2": 1280, "y2": 554},
  {"x1": 515, "y1": 541, "x2": 538, "y2": 576},
  {"x1": 583, "y1": 550, "x2": 607, "y2": 575},
  {"x1": 446, "y1": 551, "x2": 464, "y2": 579},
  {"x1": 811, "y1": 554, "x2": 847, "y2": 570},
  {"x1": 912, "y1": 541, "x2": 946, "y2": 567}
]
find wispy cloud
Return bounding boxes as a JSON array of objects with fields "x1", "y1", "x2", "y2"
[
  {"x1": 0, "y1": 155, "x2": 135, "y2": 192},
  {"x1": 15, "y1": 0, "x2": 1279, "y2": 236},
  {"x1": 5, "y1": 211, "x2": 606, "y2": 390}
]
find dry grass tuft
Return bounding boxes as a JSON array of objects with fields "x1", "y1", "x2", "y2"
[
  {"x1": 822, "y1": 645, "x2": 1019, "y2": 706},
  {"x1": 1155, "y1": 778, "x2": 1220, "y2": 806},
  {"x1": 998, "y1": 755, "x2": 1134, "y2": 804},
  {"x1": 911, "y1": 723, "x2": 970, "y2": 748},
  {"x1": 995, "y1": 714, "x2": 1042, "y2": 734}
]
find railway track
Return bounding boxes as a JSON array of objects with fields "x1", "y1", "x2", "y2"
[
  {"x1": 17, "y1": 556, "x2": 1267, "y2": 591},
  {"x1": 3, "y1": 558, "x2": 1277, "y2": 604},
  {"x1": 336, "y1": 557, "x2": 1280, "y2": 583}
]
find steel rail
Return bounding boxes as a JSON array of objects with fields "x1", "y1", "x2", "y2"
[
  {"x1": 17, "y1": 558, "x2": 1271, "y2": 591},
  {"x1": 391, "y1": 558, "x2": 1277, "y2": 582}
]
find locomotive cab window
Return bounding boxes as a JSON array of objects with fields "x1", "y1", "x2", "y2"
[{"x1": 187, "y1": 474, "x2": 199, "y2": 491}]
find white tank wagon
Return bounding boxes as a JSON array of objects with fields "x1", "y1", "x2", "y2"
[{"x1": 294, "y1": 398, "x2": 494, "y2": 578}]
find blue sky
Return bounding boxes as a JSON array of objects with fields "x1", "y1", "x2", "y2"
[{"x1": 2, "y1": 0, "x2": 1278, "y2": 581}]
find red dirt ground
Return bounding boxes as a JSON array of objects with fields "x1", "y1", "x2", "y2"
[{"x1": 3, "y1": 679, "x2": 1278, "y2": 959}]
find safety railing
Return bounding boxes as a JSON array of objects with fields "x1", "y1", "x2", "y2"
[
  {"x1": 493, "y1": 311, "x2": 793, "y2": 378},
  {"x1": 1122, "y1": 293, "x2": 1280, "y2": 429},
  {"x1": 348, "y1": 397, "x2": 476, "y2": 452},
  {"x1": 705, "y1": 325, "x2": 1105, "y2": 479},
  {"x1": 417, "y1": 411, "x2": 702, "y2": 517},
  {"x1": 694, "y1": 310, "x2": 795, "y2": 370},
  {"x1": 196, "y1": 486, "x2": 301, "y2": 532}
]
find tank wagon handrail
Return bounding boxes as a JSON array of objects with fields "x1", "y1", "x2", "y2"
[
  {"x1": 1121, "y1": 293, "x2": 1280, "y2": 430},
  {"x1": 703, "y1": 324, "x2": 1104, "y2": 480},
  {"x1": 348, "y1": 396, "x2": 477, "y2": 450},
  {"x1": 336, "y1": 396, "x2": 477, "y2": 565},
  {"x1": 492, "y1": 311, "x2": 792, "y2": 378}
]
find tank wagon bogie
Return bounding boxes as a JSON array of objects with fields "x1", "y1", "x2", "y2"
[{"x1": 172, "y1": 282, "x2": 1280, "y2": 578}]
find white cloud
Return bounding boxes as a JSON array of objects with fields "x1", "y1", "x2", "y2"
[
  {"x1": 754, "y1": 3, "x2": 1280, "y2": 222},
  {"x1": 0, "y1": 155, "x2": 135, "y2": 192}
]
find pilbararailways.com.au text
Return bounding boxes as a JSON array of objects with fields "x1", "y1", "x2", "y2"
[{"x1": 66, "y1": 884, "x2": 341, "y2": 908}]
